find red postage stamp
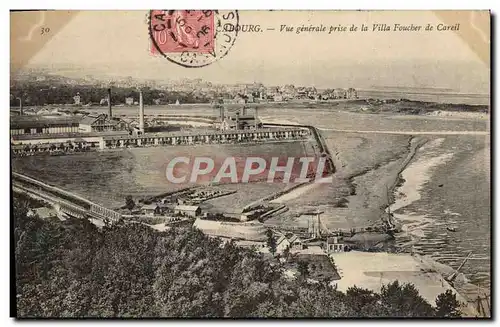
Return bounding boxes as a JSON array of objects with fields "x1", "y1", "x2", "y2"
[{"x1": 150, "y1": 10, "x2": 215, "y2": 54}]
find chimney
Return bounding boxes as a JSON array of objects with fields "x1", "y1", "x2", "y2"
[
  {"x1": 220, "y1": 106, "x2": 225, "y2": 121},
  {"x1": 241, "y1": 106, "x2": 246, "y2": 116},
  {"x1": 19, "y1": 97, "x2": 23, "y2": 116},
  {"x1": 107, "y1": 88, "x2": 112, "y2": 119},
  {"x1": 139, "y1": 90, "x2": 144, "y2": 133},
  {"x1": 235, "y1": 112, "x2": 239, "y2": 130},
  {"x1": 254, "y1": 107, "x2": 258, "y2": 129}
]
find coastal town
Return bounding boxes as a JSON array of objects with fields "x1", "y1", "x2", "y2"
[{"x1": 10, "y1": 70, "x2": 359, "y2": 108}]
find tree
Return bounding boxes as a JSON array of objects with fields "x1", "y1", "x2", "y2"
[
  {"x1": 345, "y1": 286, "x2": 381, "y2": 316},
  {"x1": 297, "y1": 261, "x2": 309, "y2": 280},
  {"x1": 265, "y1": 229, "x2": 277, "y2": 256},
  {"x1": 124, "y1": 195, "x2": 135, "y2": 210},
  {"x1": 14, "y1": 193, "x2": 456, "y2": 318},
  {"x1": 282, "y1": 245, "x2": 291, "y2": 261},
  {"x1": 435, "y1": 290, "x2": 462, "y2": 317},
  {"x1": 379, "y1": 281, "x2": 435, "y2": 317}
]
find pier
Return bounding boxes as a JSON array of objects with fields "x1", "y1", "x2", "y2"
[
  {"x1": 99, "y1": 127, "x2": 310, "y2": 149},
  {"x1": 11, "y1": 126, "x2": 311, "y2": 155},
  {"x1": 12, "y1": 172, "x2": 121, "y2": 223}
]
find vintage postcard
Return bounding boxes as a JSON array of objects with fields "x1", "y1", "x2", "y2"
[{"x1": 11, "y1": 10, "x2": 490, "y2": 318}]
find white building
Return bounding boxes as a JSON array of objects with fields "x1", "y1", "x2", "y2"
[
  {"x1": 125, "y1": 97, "x2": 134, "y2": 105},
  {"x1": 174, "y1": 205, "x2": 201, "y2": 217},
  {"x1": 73, "y1": 93, "x2": 81, "y2": 105}
]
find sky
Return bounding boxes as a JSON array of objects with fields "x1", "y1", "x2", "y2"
[{"x1": 18, "y1": 10, "x2": 490, "y2": 93}]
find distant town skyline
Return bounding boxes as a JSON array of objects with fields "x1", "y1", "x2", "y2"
[{"x1": 15, "y1": 10, "x2": 490, "y2": 94}]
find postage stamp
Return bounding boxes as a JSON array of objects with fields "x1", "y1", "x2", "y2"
[{"x1": 149, "y1": 10, "x2": 239, "y2": 68}]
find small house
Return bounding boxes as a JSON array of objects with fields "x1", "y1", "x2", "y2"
[
  {"x1": 73, "y1": 93, "x2": 81, "y2": 105},
  {"x1": 174, "y1": 205, "x2": 201, "y2": 217},
  {"x1": 325, "y1": 236, "x2": 346, "y2": 253},
  {"x1": 142, "y1": 203, "x2": 162, "y2": 216},
  {"x1": 125, "y1": 97, "x2": 134, "y2": 105},
  {"x1": 288, "y1": 234, "x2": 305, "y2": 250},
  {"x1": 276, "y1": 234, "x2": 291, "y2": 254},
  {"x1": 27, "y1": 207, "x2": 57, "y2": 219}
]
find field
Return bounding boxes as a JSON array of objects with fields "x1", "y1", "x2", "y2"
[{"x1": 12, "y1": 140, "x2": 315, "y2": 210}]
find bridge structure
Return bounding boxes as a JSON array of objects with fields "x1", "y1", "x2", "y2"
[{"x1": 12, "y1": 172, "x2": 121, "y2": 223}]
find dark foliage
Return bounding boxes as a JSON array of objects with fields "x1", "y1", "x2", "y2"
[
  {"x1": 435, "y1": 290, "x2": 462, "y2": 317},
  {"x1": 13, "y1": 196, "x2": 462, "y2": 318}
]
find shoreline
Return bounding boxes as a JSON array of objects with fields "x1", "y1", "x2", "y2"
[
  {"x1": 389, "y1": 138, "x2": 455, "y2": 239},
  {"x1": 385, "y1": 138, "x2": 491, "y2": 315}
]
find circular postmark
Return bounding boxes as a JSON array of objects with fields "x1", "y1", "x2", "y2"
[{"x1": 149, "y1": 10, "x2": 239, "y2": 68}]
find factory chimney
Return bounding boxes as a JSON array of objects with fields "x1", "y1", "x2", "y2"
[
  {"x1": 254, "y1": 107, "x2": 259, "y2": 129},
  {"x1": 219, "y1": 105, "x2": 225, "y2": 121},
  {"x1": 241, "y1": 106, "x2": 247, "y2": 116},
  {"x1": 235, "y1": 112, "x2": 240, "y2": 130},
  {"x1": 107, "y1": 88, "x2": 112, "y2": 119},
  {"x1": 18, "y1": 97, "x2": 23, "y2": 116},
  {"x1": 139, "y1": 90, "x2": 145, "y2": 134}
]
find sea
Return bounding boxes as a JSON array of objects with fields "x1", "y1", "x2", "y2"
[{"x1": 391, "y1": 135, "x2": 491, "y2": 289}]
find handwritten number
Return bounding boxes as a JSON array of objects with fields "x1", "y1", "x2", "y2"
[{"x1": 40, "y1": 27, "x2": 50, "y2": 35}]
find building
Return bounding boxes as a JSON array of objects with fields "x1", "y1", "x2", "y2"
[
  {"x1": 78, "y1": 114, "x2": 120, "y2": 133},
  {"x1": 219, "y1": 106, "x2": 262, "y2": 131},
  {"x1": 333, "y1": 88, "x2": 347, "y2": 99},
  {"x1": 142, "y1": 203, "x2": 162, "y2": 216},
  {"x1": 174, "y1": 205, "x2": 201, "y2": 217},
  {"x1": 325, "y1": 236, "x2": 347, "y2": 253},
  {"x1": 125, "y1": 97, "x2": 134, "y2": 105},
  {"x1": 220, "y1": 113, "x2": 262, "y2": 131},
  {"x1": 276, "y1": 234, "x2": 291, "y2": 254},
  {"x1": 273, "y1": 94, "x2": 284, "y2": 102},
  {"x1": 10, "y1": 116, "x2": 80, "y2": 136},
  {"x1": 235, "y1": 240, "x2": 267, "y2": 251},
  {"x1": 73, "y1": 93, "x2": 81, "y2": 105},
  {"x1": 288, "y1": 234, "x2": 305, "y2": 250},
  {"x1": 275, "y1": 233, "x2": 305, "y2": 253},
  {"x1": 192, "y1": 218, "x2": 268, "y2": 241},
  {"x1": 27, "y1": 207, "x2": 57, "y2": 219},
  {"x1": 296, "y1": 87, "x2": 308, "y2": 98},
  {"x1": 346, "y1": 88, "x2": 358, "y2": 99}
]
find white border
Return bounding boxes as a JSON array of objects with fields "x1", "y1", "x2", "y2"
[{"x1": 2, "y1": 1, "x2": 497, "y2": 326}]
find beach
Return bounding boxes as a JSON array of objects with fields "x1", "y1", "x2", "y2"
[{"x1": 389, "y1": 135, "x2": 491, "y2": 289}]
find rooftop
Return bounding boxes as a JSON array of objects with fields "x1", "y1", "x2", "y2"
[
  {"x1": 175, "y1": 205, "x2": 200, "y2": 211},
  {"x1": 10, "y1": 116, "x2": 81, "y2": 129}
]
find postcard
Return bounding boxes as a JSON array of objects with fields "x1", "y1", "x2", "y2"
[{"x1": 10, "y1": 10, "x2": 490, "y2": 318}]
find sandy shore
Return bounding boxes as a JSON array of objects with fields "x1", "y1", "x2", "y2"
[{"x1": 389, "y1": 138, "x2": 455, "y2": 238}]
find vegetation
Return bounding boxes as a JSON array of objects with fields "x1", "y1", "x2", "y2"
[
  {"x1": 10, "y1": 83, "x2": 212, "y2": 106},
  {"x1": 266, "y1": 229, "x2": 277, "y2": 256},
  {"x1": 124, "y1": 195, "x2": 136, "y2": 211},
  {"x1": 14, "y1": 196, "x2": 462, "y2": 318},
  {"x1": 435, "y1": 290, "x2": 462, "y2": 317}
]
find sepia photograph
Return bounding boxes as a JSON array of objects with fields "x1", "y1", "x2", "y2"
[{"x1": 10, "y1": 9, "x2": 491, "y2": 318}]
